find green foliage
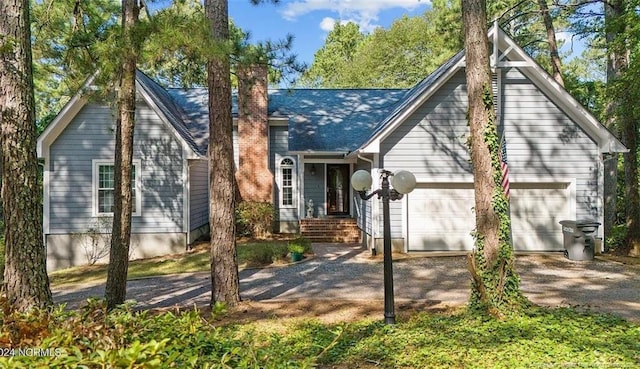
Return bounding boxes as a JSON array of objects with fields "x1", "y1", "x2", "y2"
[
  {"x1": 31, "y1": 0, "x2": 121, "y2": 129},
  {"x1": 468, "y1": 84, "x2": 525, "y2": 316},
  {"x1": 287, "y1": 236, "x2": 312, "y2": 254},
  {"x1": 1, "y1": 302, "x2": 638, "y2": 368},
  {"x1": 236, "y1": 201, "x2": 274, "y2": 238},
  {"x1": 298, "y1": 22, "x2": 366, "y2": 87},
  {"x1": 237, "y1": 241, "x2": 289, "y2": 267},
  {"x1": 300, "y1": 0, "x2": 575, "y2": 89},
  {"x1": 606, "y1": 223, "x2": 627, "y2": 253},
  {"x1": 299, "y1": 9, "x2": 462, "y2": 88},
  {"x1": 51, "y1": 240, "x2": 298, "y2": 287}
]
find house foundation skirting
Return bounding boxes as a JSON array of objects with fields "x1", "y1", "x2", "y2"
[
  {"x1": 373, "y1": 237, "x2": 405, "y2": 254},
  {"x1": 46, "y1": 232, "x2": 187, "y2": 272},
  {"x1": 278, "y1": 221, "x2": 300, "y2": 234},
  {"x1": 189, "y1": 223, "x2": 210, "y2": 244}
]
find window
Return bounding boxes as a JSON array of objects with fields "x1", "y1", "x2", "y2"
[
  {"x1": 93, "y1": 160, "x2": 141, "y2": 216},
  {"x1": 279, "y1": 157, "x2": 295, "y2": 208}
]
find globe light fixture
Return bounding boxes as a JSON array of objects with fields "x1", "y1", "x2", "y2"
[
  {"x1": 351, "y1": 169, "x2": 373, "y2": 192},
  {"x1": 351, "y1": 168, "x2": 416, "y2": 324},
  {"x1": 391, "y1": 170, "x2": 417, "y2": 194}
]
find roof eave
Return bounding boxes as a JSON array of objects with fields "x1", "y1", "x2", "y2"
[
  {"x1": 37, "y1": 74, "x2": 96, "y2": 158},
  {"x1": 135, "y1": 76, "x2": 202, "y2": 159},
  {"x1": 494, "y1": 27, "x2": 627, "y2": 153}
]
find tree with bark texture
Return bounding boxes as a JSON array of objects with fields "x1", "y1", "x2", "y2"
[
  {"x1": 0, "y1": 0, "x2": 53, "y2": 310},
  {"x1": 104, "y1": 0, "x2": 141, "y2": 310},
  {"x1": 604, "y1": 0, "x2": 640, "y2": 257},
  {"x1": 204, "y1": 0, "x2": 240, "y2": 307},
  {"x1": 462, "y1": 0, "x2": 526, "y2": 316},
  {"x1": 537, "y1": 0, "x2": 564, "y2": 86}
]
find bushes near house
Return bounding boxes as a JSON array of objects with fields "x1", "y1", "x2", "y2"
[
  {"x1": 236, "y1": 201, "x2": 274, "y2": 238},
  {"x1": 50, "y1": 239, "x2": 301, "y2": 287},
  {"x1": 237, "y1": 241, "x2": 289, "y2": 267},
  {"x1": 288, "y1": 236, "x2": 312, "y2": 254}
]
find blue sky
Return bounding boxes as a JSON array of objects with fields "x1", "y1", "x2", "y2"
[
  {"x1": 151, "y1": 1, "x2": 584, "y2": 71},
  {"x1": 229, "y1": 0, "x2": 432, "y2": 67}
]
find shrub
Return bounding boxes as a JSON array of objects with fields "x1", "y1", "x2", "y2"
[
  {"x1": 605, "y1": 223, "x2": 626, "y2": 253},
  {"x1": 288, "y1": 236, "x2": 312, "y2": 254},
  {"x1": 237, "y1": 242, "x2": 289, "y2": 266},
  {"x1": 71, "y1": 217, "x2": 112, "y2": 265},
  {"x1": 236, "y1": 201, "x2": 274, "y2": 238}
]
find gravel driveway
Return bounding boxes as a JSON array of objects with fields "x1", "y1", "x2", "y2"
[{"x1": 52, "y1": 244, "x2": 640, "y2": 321}]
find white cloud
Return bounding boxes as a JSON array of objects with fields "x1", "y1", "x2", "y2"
[
  {"x1": 319, "y1": 17, "x2": 337, "y2": 32},
  {"x1": 281, "y1": 0, "x2": 430, "y2": 33}
]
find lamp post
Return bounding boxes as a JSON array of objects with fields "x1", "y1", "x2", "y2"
[{"x1": 351, "y1": 169, "x2": 416, "y2": 324}]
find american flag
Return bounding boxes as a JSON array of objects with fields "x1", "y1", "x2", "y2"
[{"x1": 499, "y1": 136, "x2": 510, "y2": 199}]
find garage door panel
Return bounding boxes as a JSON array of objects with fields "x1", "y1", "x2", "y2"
[
  {"x1": 408, "y1": 186, "x2": 475, "y2": 251},
  {"x1": 408, "y1": 183, "x2": 570, "y2": 252},
  {"x1": 511, "y1": 186, "x2": 568, "y2": 251}
]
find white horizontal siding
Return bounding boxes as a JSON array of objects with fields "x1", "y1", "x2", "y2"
[
  {"x1": 48, "y1": 102, "x2": 185, "y2": 234},
  {"x1": 502, "y1": 67, "x2": 599, "y2": 221},
  {"x1": 381, "y1": 73, "x2": 472, "y2": 185},
  {"x1": 380, "y1": 67, "x2": 601, "y2": 240}
]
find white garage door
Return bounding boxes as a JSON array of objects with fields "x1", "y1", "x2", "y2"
[
  {"x1": 407, "y1": 182, "x2": 570, "y2": 252},
  {"x1": 510, "y1": 183, "x2": 570, "y2": 251},
  {"x1": 407, "y1": 184, "x2": 476, "y2": 251}
]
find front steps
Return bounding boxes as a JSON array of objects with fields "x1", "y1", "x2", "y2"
[{"x1": 300, "y1": 218, "x2": 361, "y2": 243}]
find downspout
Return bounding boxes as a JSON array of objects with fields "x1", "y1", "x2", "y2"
[
  {"x1": 357, "y1": 154, "x2": 373, "y2": 165},
  {"x1": 357, "y1": 153, "x2": 375, "y2": 254}
]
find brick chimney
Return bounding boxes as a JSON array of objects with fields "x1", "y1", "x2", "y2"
[{"x1": 236, "y1": 64, "x2": 273, "y2": 202}]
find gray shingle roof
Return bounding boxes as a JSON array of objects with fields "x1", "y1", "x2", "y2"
[
  {"x1": 138, "y1": 53, "x2": 462, "y2": 155},
  {"x1": 165, "y1": 86, "x2": 409, "y2": 154},
  {"x1": 273, "y1": 89, "x2": 408, "y2": 152},
  {"x1": 135, "y1": 71, "x2": 204, "y2": 155}
]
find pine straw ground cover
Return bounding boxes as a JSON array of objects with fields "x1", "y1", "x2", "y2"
[{"x1": 0, "y1": 297, "x2": 638, "y2": 369}]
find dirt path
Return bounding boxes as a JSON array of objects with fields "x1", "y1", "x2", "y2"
[{"x1": 53, "y1": 244, "x2": 640, "y2": 322}]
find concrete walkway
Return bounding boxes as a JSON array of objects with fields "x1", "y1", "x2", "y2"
[{"x1": 52, "y1": 243, "x2": 640, "y2": 321}]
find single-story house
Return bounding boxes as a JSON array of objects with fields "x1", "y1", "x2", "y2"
[{"x1": 38, "y1": 25, "x2": 626, "y2": 271}]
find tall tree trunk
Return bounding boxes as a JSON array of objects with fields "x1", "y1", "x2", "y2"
[
  {"x1": 537, "y1": 0, "x2": 564, "y2": 86},
  {"x1": 0, "y1": 0, "x2": 52, "y2": 310},
  {"x1": 205, "y1": 0, "x2": 240, "y2": 306},
  {"x1": 603, "y1": 0, "x2": 624, "y2": 252},
  {"x1": 105, "y1": 0, "x2": 140, "y2": 310},
  {"x1": 462, "y1": 0, "x2": 524, "y2": 316},
  {"x1": 621, "y1": 107, "x2": 640, "y2": 256},
  {"x1": 604, "y1": 0, "x2": 640, "y2": 256}
]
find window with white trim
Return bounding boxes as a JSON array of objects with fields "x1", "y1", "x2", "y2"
[
  {"x1": 92, "y1": 160, "x2": 142, "y2": 216},
  {"x1": 279, "y1": 157, "x2": 296, "y2": 208}
]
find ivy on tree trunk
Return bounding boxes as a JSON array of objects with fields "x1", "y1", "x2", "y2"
[{"x1": 462, "y1": 0, "x2": 526, "y2": 317}]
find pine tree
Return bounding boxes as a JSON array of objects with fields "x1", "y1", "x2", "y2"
[
  {"x1": 204, "y1": 0, "x2": 240, "y2": 306},
  {"x1": 0, "y1": 0, "x2": 52, "y2": 311},
  {"x1": 105, "y1": 0, "x2": 141, "y2": 309}
]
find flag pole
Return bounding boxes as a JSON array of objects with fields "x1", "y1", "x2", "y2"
[{"x1": 499, "y1": 134, "x2": 514, "y2": 248}]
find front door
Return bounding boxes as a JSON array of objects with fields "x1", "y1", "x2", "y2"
[{"x1": 327, "y1": 164, "x2": 350, "y2": 215}]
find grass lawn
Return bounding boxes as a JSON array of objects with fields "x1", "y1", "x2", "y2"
[
  {"x1": 5, "y1": 240, "x2": 639, "y2": 367},
  {"x1": 49, "y1": 238, "x2": 298, "y2": 288}
]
